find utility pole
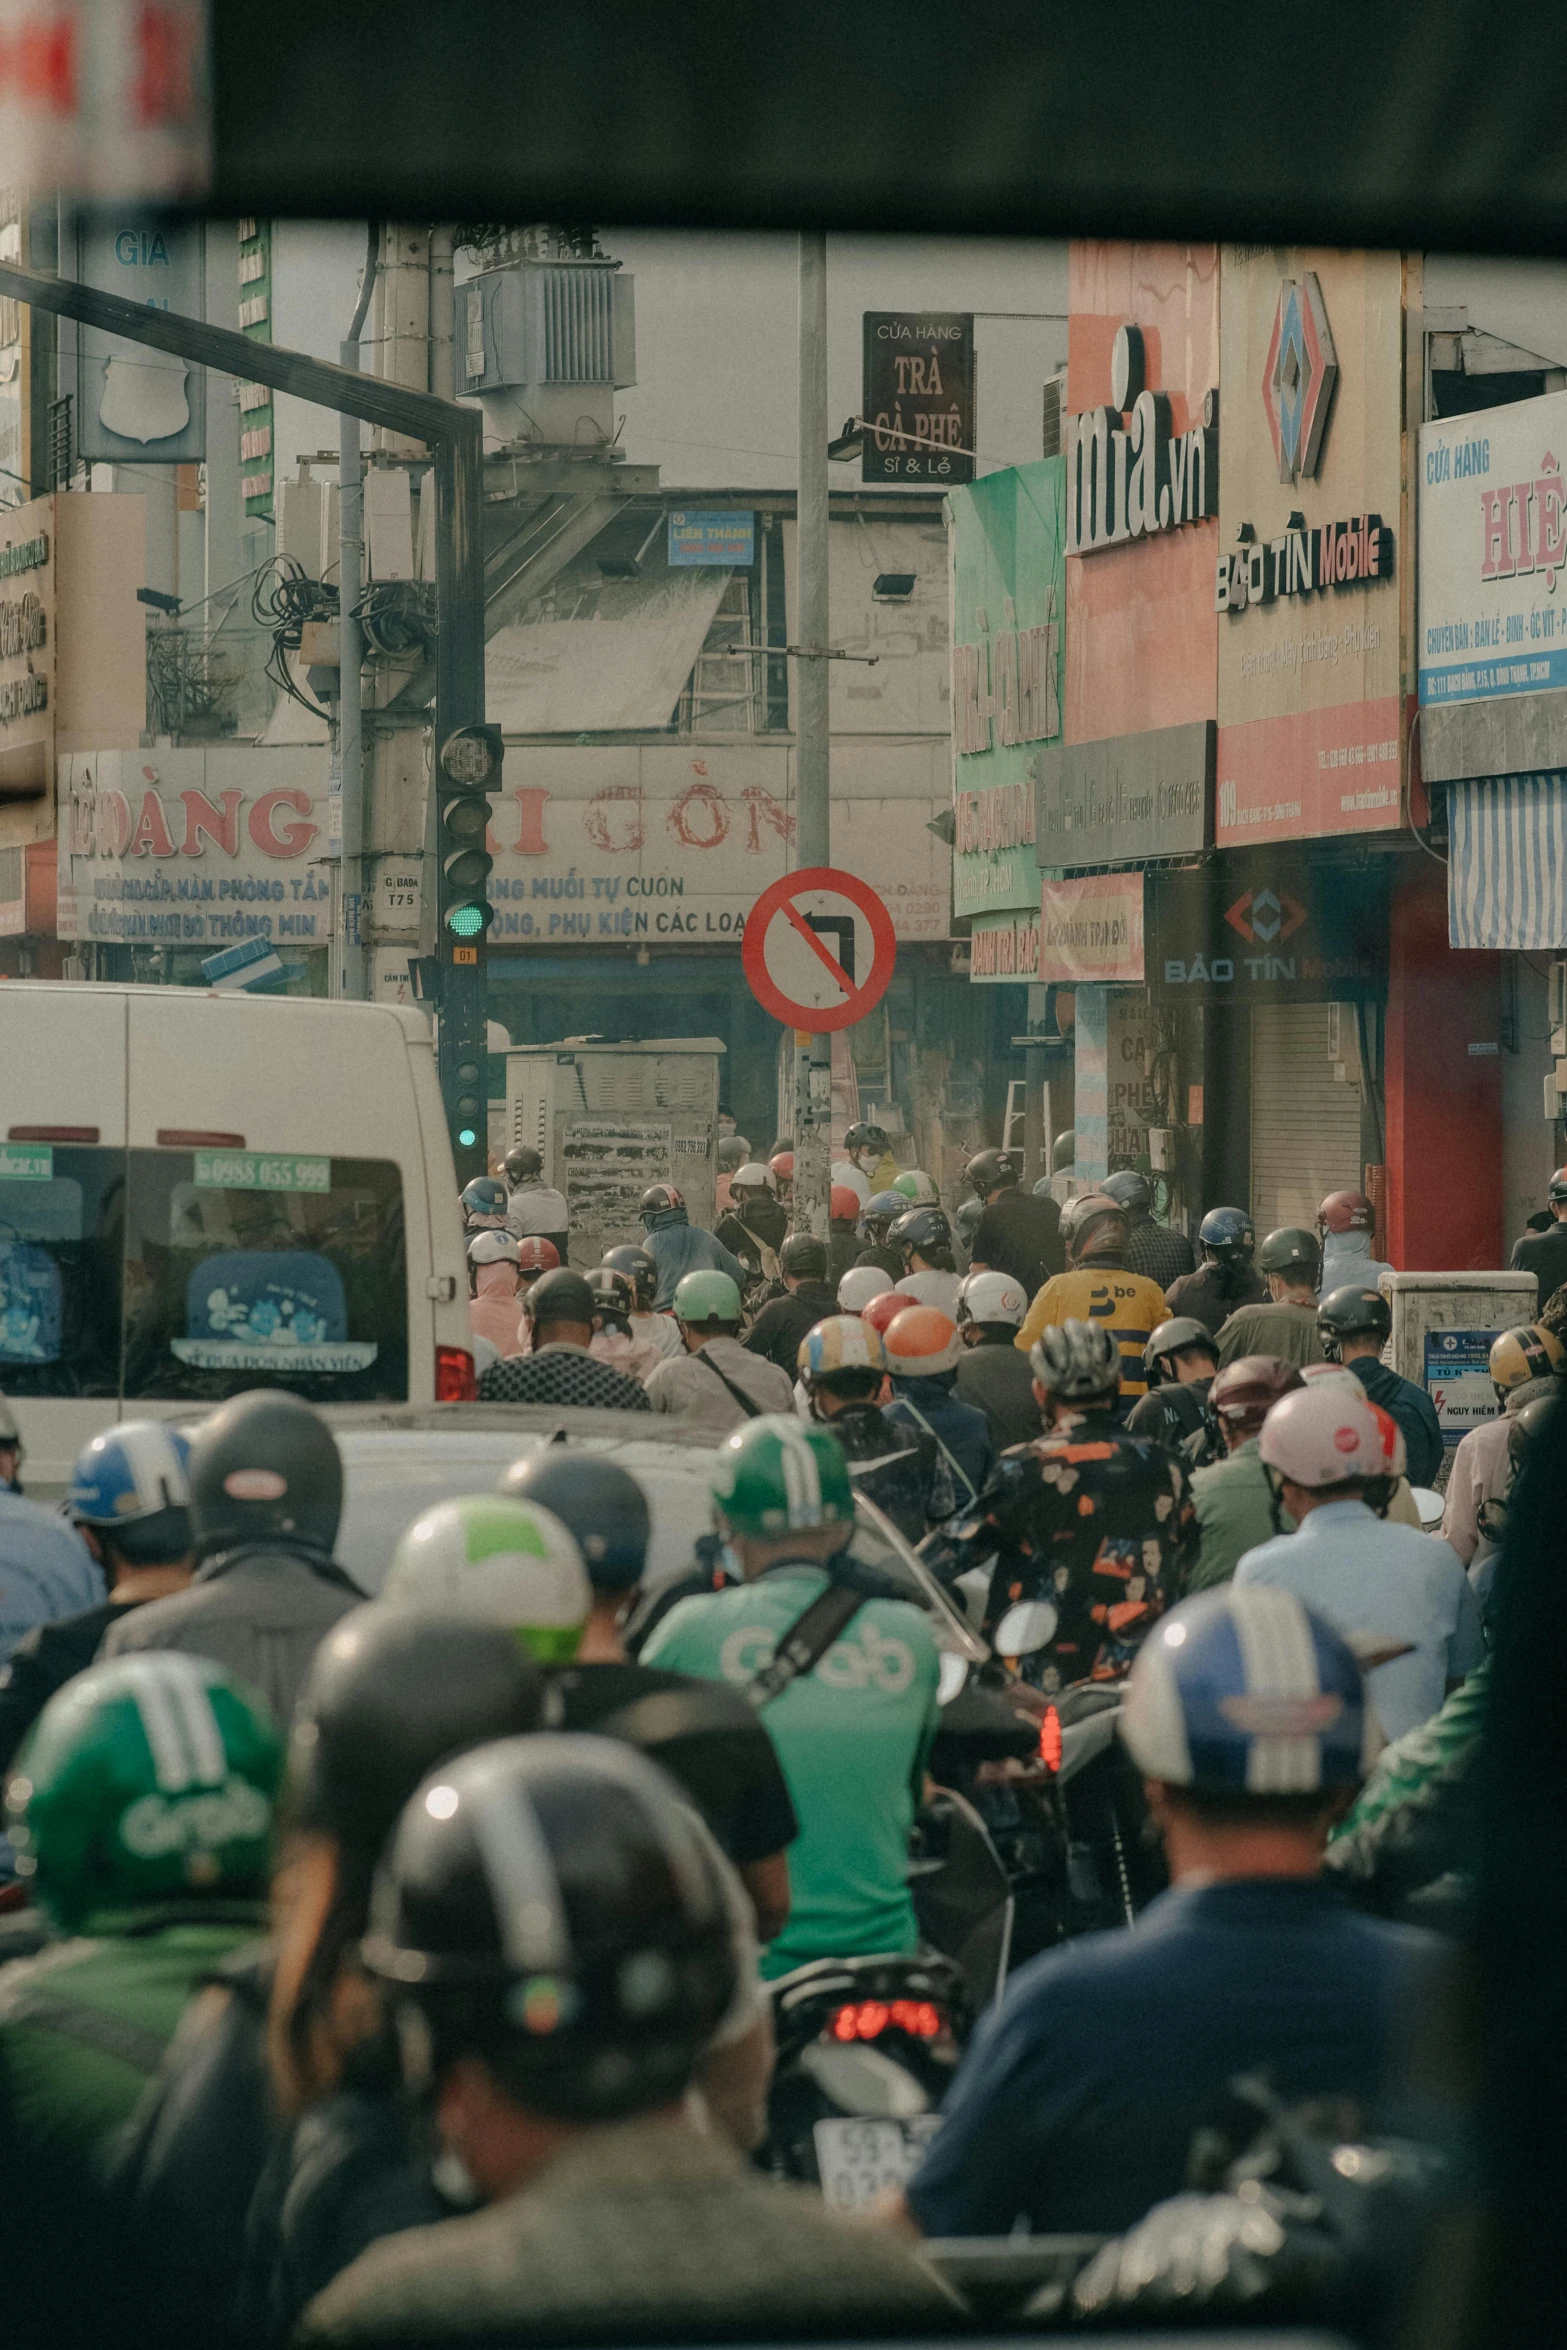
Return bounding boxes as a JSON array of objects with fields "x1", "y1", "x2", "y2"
[
  {"x1": 335, "y1": 224, "x2": 378, "y2": 1003},
  {"x1": 794, "y1": 230, "x2": 832, "y2": 1240}
]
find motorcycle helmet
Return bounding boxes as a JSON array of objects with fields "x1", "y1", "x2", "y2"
[
  {"x1": 1257, "y1": 1226, "x2": 1320, "y2": 1282},
  {"x1": 1209, "y1": 1355, "x2": 1305, "y2": 1436},
  {"x1": 501, "y1": 1456, "x2": 651, "y2": 1594},
  {"x1": 857, "y1": 1190, "x2": 906, "y2": 1242},
  {"x1": 730, "y1": 1161, "x2": 778, "y2": 1196},
  {"x1": 1143, "y1": 1317, "x2": 1217, "y2": 1384},
  {"x1": 460, "y1": 1177, "x2": 510, "y2": 1227},
  {"x1": 768, "y1": 1151, "x2": 795, "y2": 1188},
  {"x1": 1029, "y1": 1318, "x2": 1121, "y2": 1402},
  {"x1": 361, "y1": 1735, "x2": 737, "y2": 2122},
  {"x1": 829, "y1": 1184, "x2": 863, "y2": 1224},
  {"x1": 468, "y1": 1229, "x2": 522, "y2": 1269},
  {"x1": 1318, "y1": 1189, "x2": 1376, "y2": 1236},
  {"x1": 1102, "y1": 1169, "x2": 1153, "y2": 1215},
  {"x1": 891, "y1": 1170, "x2": 940, "y2": 1208},
  {"x1": 67, "y1": 1422, "x2": 193, "y2": 1564},
  {"x1": 861, "y1": 1289, "x2": 910, "y2": 1341},
  {"x1": 502, "y1": 1147, "x2": 543, "y2": 1186},
  {"x1": 1051, "y1": 1130, "x2": 1076, "y2": 1172},
  {"x1": 716, "y1": 1137, "x2": 749, "y2": 1175},
  {"x1": 798, "y1": 1316, "x2": 889, "y2": 1386},
  {"x1": 1488, "y1": 1322, "x2": 1565, "y2": 1397},
  {"x1": 516, "y1": 1237, "x2": 561, "y2": 1277},
  {"x1": 187, "y1": 1389, "x2": 343, "y2": 1562},
  {"x1": 837, "y1": 1264, "x2": 896, "y2": 1314},
  {"x1": 1548, "y1": 1167, "x2": 1567, "y2": 1204},
  {"x1": 1122, "y1": 1586, "x2": 1375, "y2": 1794},
  {"x1": 585, "y1": 1266, "x2": 636, "y2": 1327},
  {"x1": 638, "y1": 1184, "x2": 685, "y2": 1222},
  {"x1": 603, "y1": 1245, "x2": 656, "y2": 1309},
  {"x1": 891, "y1": 1205, "x2": 953, "y2": 1263},
  {"x1": 672, "y1": 1270, "x2": 742, "y2": 1329},
  {"x1": 883, "y1": 1305, "x2": 964, "y2": 1379},
  {"x1": 287, "y1": 1609, "x2": 546, "y2": 1853},
  {"x1": 964, "y1": 1147, "x2": 1020, "y2": 1197},
  {"x1": 954, "y1": 1196, "x2": 984, "y2": 1250},
  {"x1": 1510, "y1": 1387, "x2": 1560, "y2": 1463},
  {"x1": 1317, "y1": 1284, "x2": 1393, "y2": 1358},
  {"x1": 1198, "y1": 1205, "x2": 1255, "y2": 1263},
  {"x1": 955, "y1": 1271, "x2": 1028, "y2": 1332},
  {"x1": 779, "y1": 1234, "x2": 828, "y2": 1283},
  {"x1": 521, "y1": 1268, "x2": 597, "y2": 1328},
  {"x1": 382, "y1": 1495, "x2": 592, "y2": 1663},
  {"x1": 1060, "y1": 1192, "x2": 1129, "y2": 1265},
  {"x1": 844, "y1": 1122, "x2": 890, "y2": 1159},
  {"x1": 711, "y1": 1416, "x2": 856, "y2": 1536},
  {"x1": 1257, "y1": 1383, "x2": 1385, "y2": 1489},
  {"x1": 8, "y1": 1653, "x2": 282, "y2": 1936}
]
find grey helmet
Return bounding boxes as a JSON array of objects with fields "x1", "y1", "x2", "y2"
[{"x1": 1029, "y1": 1318, "x2": 1121, "y2": 1402}]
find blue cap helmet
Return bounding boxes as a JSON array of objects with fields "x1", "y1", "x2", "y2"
[
  {"x1": 68, "y1": 1422, "x2": 192, "y2": 1528},
  {"x1": 461, "y1": 1177, "x2": 509, "y2": 1223},
  {"x1": 1121, "y1": 1586, "x2": 1375, "y2": 1795},
  {"x1": 1198, "y1": 1205, "x2": 1255, "y2": 1260},
  {"x1": 858, "y1": 1190, "x2": 906, "y2": 1240}
]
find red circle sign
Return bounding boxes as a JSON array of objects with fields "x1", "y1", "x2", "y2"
[{"x1": 742, "y1": 865, "x2": 898, "y2": 1033}]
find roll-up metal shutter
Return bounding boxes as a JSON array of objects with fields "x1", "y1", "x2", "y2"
[{"x1": 1249, "y1": 1003, "x2": 1364, "y2": 1236}]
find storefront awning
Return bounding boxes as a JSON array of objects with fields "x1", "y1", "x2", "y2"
[
  {"x1": 1449, "y1": 775, "x2": 1567, "y2": 951},
  {"x1": 485, "y1": 569, "x2": 731, "y2": 734}
]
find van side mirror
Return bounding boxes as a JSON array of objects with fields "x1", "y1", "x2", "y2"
[{"x1": 994, "y1": 1598, "x2": 1059, "y2": 1658}]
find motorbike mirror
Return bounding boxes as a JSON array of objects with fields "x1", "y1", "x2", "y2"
[
  {"x1": 937, "y1": 1651, "x2": 969, "y2": 1706},
  {"x1": 953, "y1": 1565, "x2": 993, "y2": 1633},
  {"x1": 1410, "y1": 1486, "x2": 1444, "y2": 1531},
  {"x1": 995, "y1": 1598, "x2": 1059, "y2": 1658}
]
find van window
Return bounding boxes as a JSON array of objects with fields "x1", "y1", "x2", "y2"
[
  {"x1": 122, "y1": 1151, "x2": 408, "y2": 1405},
  {"x1": 0, "y1": 1146, "x2": 124, "y2": 1396}
]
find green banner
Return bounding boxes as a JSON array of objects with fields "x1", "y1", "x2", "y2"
[
  {"x1": 193, "y1": 1151, "x2": 331, "y2": 1194},
  {"x1": 0, "y1": 1143, "x2": 52, "y2": 1181},
  {"x1": 949, "y1": 458, "x2": 1065, "y2": 919}
]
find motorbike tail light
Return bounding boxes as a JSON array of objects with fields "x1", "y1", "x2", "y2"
[
  {"x1": 436, "y1": 1345, "x2": 477, "y2": 1402},
  {"x1": 830, "y1": 1998, "x2": 942, "y2": 2043},
  {"x1": 1039, "y1": 1703, "x2": 1063, "y2": 1773}
]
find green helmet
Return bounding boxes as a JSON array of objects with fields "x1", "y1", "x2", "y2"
[
  {"x1": 382, "y1": 1495, "x2": 591, "y2": 1663},
  {"x1": 891, "y1": 1170, "x2": 939, "y2": 1207},
  {"x1": 673, "y1": 1269, "x2": 742, "y2": 1326},
  {"x1": 7, "y1": 1653, "x2": 282, "y2": 1937},
  {"x1": 710, "y1": 1415, "x2": 856, "y2": 1537}
]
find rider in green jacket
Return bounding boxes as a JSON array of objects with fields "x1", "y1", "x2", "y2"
[{"x1": 1186, "y1": 1356, "x2": 1302, "y2": 1592}]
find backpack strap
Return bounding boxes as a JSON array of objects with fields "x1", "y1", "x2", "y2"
[
  {"x1": 745, "y1": 1579, "x2": 868, "y2": 1710},
  {"x1": 694, "y1": 1347, "x2": 764, "y2": 1420}
]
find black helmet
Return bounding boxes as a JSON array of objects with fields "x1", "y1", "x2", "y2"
[
  {"x1": 1051, "y1": 1130, "x2": 1076, "y2": 1171},
  {"x1": 603, "y1": 1245, "x2": 657, "y2": 1310},
  {"x1": 1257, "y1": 1225, "x2": 1320, "y2": 1281},
  {"x1": 780, "y1": 1232, "x2": 828, "y2": 1281},
  {"x1": 585, "y1": 1266, "x2": 635, "y2": 1326},
  {"x1": 1510, "y1": 1388, "x2": 1559, "y2": 1464},
  {"x1": 288, "y1": 1609, "x2": 545, "y2": 1857},
  {"x1": 1198, "y1": 1206, "x2": 1255, "y2": 1262},
  {"x1": 844, "y1": 1122, "x2": 889, "y2": 1156},
  {"x1": 502, "y1": 1146, "x2": 543, "y2": 1185},
  {"x1": 965, "y1": 1147, "x2": 1020, "y2": 1197},
  {"x1": 1317, "y1": 1283, "x2": 1392, "y2": 1358},
  {"x1": 187, "y1": 1389, "x2": 342, "y2": 1562},
  {"x1": 1102, "y1": 1169, "x2": 1153, "y2": 1215},
  {"x1": 1144, "y1": 1316, "x2": 1217, "y2": 1383},
  {"x1": 501, "y1": 1456, "x2": 650, "y2": 1593},
  {"x1": 638, "y1": 1184, "x2": 685, "y2": 1221},
  {"x1": 891, "y1": 1205, "x2": 952, "y2": 1260},
  {"x1": 522, "y1": 1268, "x2": 597, "y2": 1327},
  {"x1": 1060, "y1": 1192, "x2": 1129, "y2": 1265},
  {"x1": 362, "y1": 1735, "x2": 736, "y2": 2122}
]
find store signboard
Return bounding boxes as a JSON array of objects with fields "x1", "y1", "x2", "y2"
[
  {"x1": 949, "y1": 460, "x2": 1064, "y2": 918},
  {"x1": 969, "y1": 906, "x2": 1041, "y2": 983},
  {"x1": 1039, "y1": 870, "x2": 1145, "y2": 984},
  {"x1": 1215, "y1": 247, "x2": 1407, "y2": 844},
  {"x1": 1148, "y1": 852, "x2": 1386, "y2": 1005},
  {"x1": 1035, "y1": 719, "x2": 1212, "y2": 868},
  {"x1": 1424, "y1": 1327, "x2": 1502, "y2": 1449},
  {"x1": 0, "y1": 497, "x2": 54, "y2": 808},
  {"x1": 862, "y1": 312, "x2": 975, "y2": 485},
  {"x1": 77, "y1": 216, "x2": 206, "y2": 463},
  {"x1": 668, "y1": 511, "x2": 755, "y2": 566},
  {"x1": 1418, "y1": 388, "x2": 1567, "y2": 707}
]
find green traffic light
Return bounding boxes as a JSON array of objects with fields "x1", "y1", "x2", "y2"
[
  {"x1": 457, "y1": 1126, "x2": 478, "y2": 1148},
  {"x1": 447, "y1": 902, "x2": 486, "y2": 938}
]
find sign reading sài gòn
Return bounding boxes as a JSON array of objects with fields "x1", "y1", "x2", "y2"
[
  {"x1": 192, "y1": 1152, "x2": 331, "y2": 1193},
  {"x1": 862, "y1": 313, "x2": 975, "y2": 485}
]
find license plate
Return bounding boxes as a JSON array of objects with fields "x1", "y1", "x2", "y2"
[{"x1": 812, "y1": 2114, "x2": 941, "y2": 2212}]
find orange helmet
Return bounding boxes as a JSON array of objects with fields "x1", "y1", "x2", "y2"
[
  {"x1": 883, "y1": 1306, "x2": 964, "y2": 1378},
  {"x1": 829, "y1": 1184, "x2": 862, "y2": 1223}
]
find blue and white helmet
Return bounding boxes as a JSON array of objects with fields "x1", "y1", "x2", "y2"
[
  {"x1": 1121, "y1": 1585, "x2": 1376, "y2": 1794},
  {"x1": 68, "y1": 1423, "x2": 193, "y2": 1529}
]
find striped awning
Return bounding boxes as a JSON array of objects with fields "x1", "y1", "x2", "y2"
[{"x1": 1449, "y1": 774, "x2": 1567, "y2": 950}]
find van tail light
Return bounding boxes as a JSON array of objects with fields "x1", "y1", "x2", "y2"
[
  {"x1": 1039, "y1": 1704, "x2": 1062, "y2": 1773},
  {"x1": 435, "y1": 1346, "x2": 477, "y2": 1402}
]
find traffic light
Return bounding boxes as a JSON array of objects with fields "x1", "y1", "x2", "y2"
[{"x1": 435, "y1": 722, "x2": 504, "y2": 1180}]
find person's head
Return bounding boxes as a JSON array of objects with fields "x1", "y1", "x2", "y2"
[
  {"x1": 1316, "y1": 1282, "x2": 1392, "y2": 1364},
  {"x1": 837, "y1": 1263, "x2": 896, "y2": 1316},
  {"x1": 1051, "y1": 1129, "x2": 1076, "y2": 1172},
  {"x1": 602, "y1": 1245, "x2": 656, "y2": 1312},
  {"x1": 1121, "y1": 1585, "x2": 1376, "y2": 1880},
  {"x1": 0, "y1": 1393, "x2": 20, "y2": 1490},
  {"x1": 857, "y1": 1189, "x2": 906, "y2": 1246},
  {"x1": 67, "y1": 1421, "x2": 194, "y2": 1595},
  {"x1": 502, "y1": 1146, "x2": 544, "y2": 1191},
  {"x1": 1197, "y1": 1205, "x2": 1256, "y2": 1273},
  {"x1": 1102, "y1": 1168, "x2": 1154, "y2": 1224},
  {"x1": 709, "y1": 1415, "x2": 856, "y2": 1576},
  {"x1": 1208, "y1": 1355, "x2": 1304, "y2": 1453},
  {"x1": 1142, "y1": 1317, "x2": 1219, "y2": 1389},
  {"x1": 1257, "y1": 1225, "x2": 1320, "y2": 1303},
  {"x1": 584, "y1": 1265, "x2": 636, "y2": 1338},
  {"x1": 844, "y1": 1121, "x2": 890, "y2": 1172},
  {"x1": 383, "y1": 1493, "x2": 592, "y2": 1662},
  {"x1": 715, "y1": 1135, "x2": 748, "y2": 1177},
  {"x1": 829, "y1": 1183, "x2": 862, "y2": 1232},
  {"x1": 768, "y1": 1150, "x2": 794, "y2": 1199},
  {"x1": 729, "y1": 1162, "x2": 778, "y2": 1221},
  {"x1": 1257, "y1": 1381, "x2": 1391, "y2": 1522},
  {"x1": 890, "y1": 1169, "x2": 940, "y2": 1211},
  {"x1": 1317, "y1": 1189, "x2": 1377, "y2": 1246},
  {"x1": 672, "y1": 1268, "x2": 743, "y2": 1350},
  {"x1": 798, "y1": 1315, "x2": 889, "y2": 1420},
  {"x1": 7, "y1": 1652, "x2": 282, "y2": 1940},
  {"x1": 717, "y1": 1105, "x2": 736, "y2": 1139},
  {"x1": 1060, "y1": 1191, "x2": 1129, "y2": 1269},
  {"x1": 1548, "y1": 1165, "x2": 1567, "y2": 1222},
  {"x1": 1489, "y1": 1321, "x2": 1566, "y2": 1406},
  {"x1": 637, "y1": 1183, "x2": 687, "y2": 1231},
  {"x1": 362, "y1": 1736, "x2": 737, "y2": 2199},
  {"x1": 964, "y1": 1146, "x2": 1021, "y2": 1205},
  {"x1": 500, "y1": 1455, "x2": 651, "y2": 1658},
  {"x1": 955, "y1": 1269, "x2": 1028, "y2": 1348},
  {"x1": 521, "y1": 1267, "x2": 598, "y2": 1350},
  {"x1": 1028, "y1": 1317, "x2": 1120, "y2": 1420},
  {"x1": 460, "y1": 1176, "x2": 510, "y2": 1230},
  {"x1": 515, "y1": 1238, "x2": 561, "y2": 1296},
  {"x1": 187, "y1": 1389, "x2": 343, "y2": 1565},
  {"x1": 271, "y1": 1610, "x2": 545, "y2": 2114},
  {"x1": 779, "y1": 1233, "x2": 827, "y2": 1291},
  {"x1": 891, "y1": 1204, "x2": 954, "y2": 1274},
  {"x1": 883, "y1": 1305, "x2": 964, "y2": 1392},
  {"x1": 468, "y1": 1228, "x2": 522, "y2": 1298},
  {"x1": 861, "y1": 1288, "x2": 909, "y2": 1347}
]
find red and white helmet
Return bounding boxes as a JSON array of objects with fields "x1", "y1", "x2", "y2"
[
  {"x1": 883, "y1": 1305, "x2": 964, "y2": 1378},
  {"x1": 1258, "y1": 1383, "x2": 1386, "y2": 1488},
  {"x1": 1318, "y1": 1189, "x2": 1376, "y2": 1235},
  {"x1": 1298, "y1": 1367, "x2": 1405, "y2": 1478},
  {"x1": 838, "y1": 1264, "x2": 896, "y2": 1314},
  {"x1": 515, "y1": 1237, "x2": 561, "y2": 1275},
  {"x1": 955, "y1": 1270, "x2": 1028, "y2": 1331}
]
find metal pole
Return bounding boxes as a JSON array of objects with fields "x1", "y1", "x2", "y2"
[
  {"x1": 794, "y1": 230, "x2": 832, "y2": 1239},
  {"x1": 336, "y1": 226, "x2": 378, "y2": 1003}
]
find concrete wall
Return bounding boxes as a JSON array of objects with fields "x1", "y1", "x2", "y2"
[{"x1": 1386, "y1": 859, "x2": 1504, "y2": 1269}]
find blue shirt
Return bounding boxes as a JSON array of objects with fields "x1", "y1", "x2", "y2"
[
  {"x1": 1234, "y1": 1499, "x2": 1484, "y2": 1741},
  {"x1": 0, "y1": 1493, "x2": 103, "y2": 1662},
  {"x1": 641, "y1": 1214, "x2": 748, "y2": 1310},
  {"x1": 885, "y1": 1380, "x2": 994, "y2": 1509},
  {"x1": 906, "y1": 1876, "x2": 1433, "y2": 2238}
]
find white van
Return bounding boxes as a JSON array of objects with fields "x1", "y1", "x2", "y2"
[{"x1": 0, "y1": 983, "x2": 475, "y2": 1488}]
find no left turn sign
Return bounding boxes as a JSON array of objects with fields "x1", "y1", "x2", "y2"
[{"x1": 742, "y1": 865, "x2": 897, "y2": 1032}]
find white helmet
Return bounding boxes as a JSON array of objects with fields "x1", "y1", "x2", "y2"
[
  {"x1": 731, "y1": 1161, "x2": 777, "y2": 1193},
  {"x1": 382, "y1": 1495, "x2": 592, "y2": 1663},
  {"x1": 837, "y1": 1265, "x2": 896, "y2": 1313},
  {"x1": 467, "y1": 1229, "x2": 521, "y2": 1267},
  {"x1": 891, "y1": 1169, "x2": 940, "y2": 1208},
  {"x1": 1257, "y1": 1384, "x2": 1386, "y2": 1489},
  {"x1": 955, "y1": 1270, "x2": 1028, "y2": 1331}
]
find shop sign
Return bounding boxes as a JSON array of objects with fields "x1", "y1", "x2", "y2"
[
  {"x1": 968, "y1": 907, "x2": 1041, "y2": 983},
  {"x1": 1215, "y1": 512, "x2": 1394, "y2": 611},
  {"x1": 668, "y1": 511, "x2": 755, "y2": 566},
  {"x1": 1148, "y1": 853, "x2": 1386, "y2": 1004},
  {"x1": 77, "y1": 215, "x2": 206, "y2": 463},
  {"x1": 1424, "y1": 1328, "x2": 1502, "y2": 1448},
  {"x1": 1066, "y1": 322, "x2": 1218, "y2": 554},
  {"x1": 1039, "y1": 870, "x2": 1145, "y2": 985},
  {"x1": 1419, "y1": 389, "x2": 1567, "y2": 707},
  {"x1": 861, "y1": 312, "x2": 975, "y2": 485},
  {"x1": 56, "y1": 747, "x2": 330, "y2": 947},
  {"x1": 0, "y1": 497, "x2": 54, "y2": 805},
  {"x1": 1035, "y1": 719, "x2": 1213, "y2": 869}
]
